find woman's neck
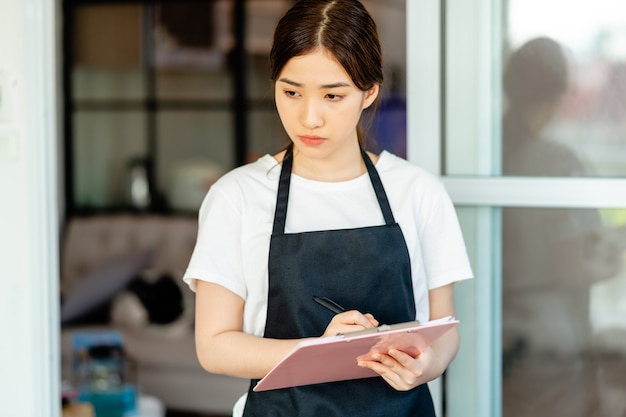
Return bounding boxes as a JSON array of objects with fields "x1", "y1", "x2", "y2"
[{"x1": 280, "y1": 144, "x2": 379, "y2": 182}]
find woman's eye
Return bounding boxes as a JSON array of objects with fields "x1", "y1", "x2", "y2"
[
  {"x1": 285, "y1": 90, "x2": 299, "y2": 98},
  {"x1": 326, "y1": 93, "x2": 342, "y2": 101}
]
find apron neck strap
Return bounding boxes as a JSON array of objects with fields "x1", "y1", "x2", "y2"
[
  {"x1": 360, "y1": 147, "x2": 396, "y2": 225},
  {"x1": 272, "y1": 145, "x2": 294, "y2": 235},
  {"x1": 272, "y1": 144, "x2": 396, "y2": 235}
]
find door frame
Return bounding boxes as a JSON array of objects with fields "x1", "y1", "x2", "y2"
[{"x1": 406, "y1": 1, "x2": 626, "y2": 416}]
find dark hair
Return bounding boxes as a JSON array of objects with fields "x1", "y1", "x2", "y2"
[{"x1": 270, "y1": 0, "x2": 384, "y2": 145}]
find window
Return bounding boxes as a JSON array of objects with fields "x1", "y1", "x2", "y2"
[
  {"x1": 63, "y1": 0, "x2": 407, "y2": 216},
  {"x1": 409, "y1": 1, "x2": 626, "y2": 415}
]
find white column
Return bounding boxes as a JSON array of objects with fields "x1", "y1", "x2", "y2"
[{"x1": 0, "y1": 0, "x2": 60, "y2": 416}]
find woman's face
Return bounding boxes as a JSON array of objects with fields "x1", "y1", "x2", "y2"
[{"x1": 274, "y1": 48, "x2": 379, "y2": 163}]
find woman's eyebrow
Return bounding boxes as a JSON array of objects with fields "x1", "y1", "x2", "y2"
[
  {"x1": 320, "y1": 82, "x2": 351, "y2": 89},
  {"x1": 278, "y1": 78, "x2": 350, "y2": 89}
]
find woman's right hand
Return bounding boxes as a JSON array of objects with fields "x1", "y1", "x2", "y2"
[{"x1": 321, "y1": 310, "x2": 379, "y2": 337}]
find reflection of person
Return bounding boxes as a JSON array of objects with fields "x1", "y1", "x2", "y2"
[
  {"x1": 183, "y1": 1, "x2": 473, "y2": 416},
  {"x1": 501, "y1": 37, "x2": 625, "y2": 415},
  {"x1": 502, "y1": 37, "x2": 578, "y2": 176},
  {"x1": 502, "y1": 36, "x2": 622, "y2": 351}
]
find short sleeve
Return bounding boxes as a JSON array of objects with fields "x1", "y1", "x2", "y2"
[
  {"x1": 420, "y1": 186, "x2": 473, "y2": 289},
  {"x1": 183, "y1": 183, "x2": 247, "y2": 299}
]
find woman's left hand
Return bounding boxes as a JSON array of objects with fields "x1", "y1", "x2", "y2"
[
  {"x1": 357, "y1": 283, "x2": 460, "y2": 391},
  {"x1": 356, "y1": 346, "x2": 440, "y2": 391}
]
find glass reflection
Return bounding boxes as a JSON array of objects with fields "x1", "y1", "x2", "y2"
[
  {"x1": 501, "y1": 5, "x2": 626, "y2": 413},
  {"x1": 502, "y1": 37, "x2": 578, "y2": 177},
  {"x1": 503, "y1": 2, "x2": 626, "y2": 178},
  {"x1": 502, "y1": 205, "x2": 626, "y2": 416}
]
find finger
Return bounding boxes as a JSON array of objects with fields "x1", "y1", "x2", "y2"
[
  {"x1": 323, "y1": 311, "x2": 378, "y2": 337},
  {"x1": 338, "y1": 310, "x2": 377, "y2": 329},
  {"x1": 388, "y1": 348, "x2": 421, "y2": 363},
  {"x1": 364, "y1": 313, "x2": 379, "y2": 327},
  {"x1": 357, "y1": 356, "x2": 411, "y2": 391},
  {"x1": 373, "y1": 352, "x2": 421, "y2": 384},
  {"x1": 387, "y1": 349, "x2": 423, "y2": 385}
]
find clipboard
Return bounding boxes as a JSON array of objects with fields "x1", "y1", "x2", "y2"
[{"x1": 254, "y1": 316, "x2": 459, "y2": 391}]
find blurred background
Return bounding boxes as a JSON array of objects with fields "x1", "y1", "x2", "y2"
[
  {"x1": 2, "y1": 0, "x2": 626, "y2": 416},
  {"x1": 64, "y1": 0, "x2": 407, "y2": 215},
  {"x1": 57, "y1": 1, "x2": 406, "y2": 416}
]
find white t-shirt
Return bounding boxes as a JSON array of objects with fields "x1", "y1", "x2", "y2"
[{"x1": 184, "y1": 151, "x2": 473, "y2": 333}]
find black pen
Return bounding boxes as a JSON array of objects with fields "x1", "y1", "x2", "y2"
[{"x1": 312, "y1": 296, "x2": 346, "y2": 314}]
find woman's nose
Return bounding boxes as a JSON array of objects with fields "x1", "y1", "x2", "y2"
[{"x1": 300, "y1": 99, "x2": 324, "y2": 129}]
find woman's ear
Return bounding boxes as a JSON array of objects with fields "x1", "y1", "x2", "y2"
[{"x1": 362, "y1": 84, "x2": 380, "y2": 109}]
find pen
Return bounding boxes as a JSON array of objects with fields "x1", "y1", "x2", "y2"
[{"x1": 312, "y1": 296, "x2": 346, "y2": 314}]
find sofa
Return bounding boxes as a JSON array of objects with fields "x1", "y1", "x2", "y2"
[{"x1": 59, "y1": 214, "x2": 249, "y2": 414}]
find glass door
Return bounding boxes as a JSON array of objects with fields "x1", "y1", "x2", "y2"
[
  {"x1": 408, "y1": 1, "x2": 626, "y2": 416},
  {"x1": 66, "y1": 1, "x2": 237, "y2": 215},
  {"x1": 65, "y1": 0, "x2": 407, "y2": 215}
]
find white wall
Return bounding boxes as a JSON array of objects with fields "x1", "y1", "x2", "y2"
[{"x1": 0, "y1": 0, "x2": 60, "y2": 416}]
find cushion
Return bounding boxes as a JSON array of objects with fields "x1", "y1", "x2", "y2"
[{"x1": 61, "y1": 248, "x2": 153, "y2": 325}]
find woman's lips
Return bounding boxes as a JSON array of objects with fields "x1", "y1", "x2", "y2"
[{"x1": 299, "y1": 135, "x2": 326, "y2": 146}]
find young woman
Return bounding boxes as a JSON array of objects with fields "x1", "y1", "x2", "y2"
[{"x1": 184, "y1": 1, "x2": 473, "y2": 415}]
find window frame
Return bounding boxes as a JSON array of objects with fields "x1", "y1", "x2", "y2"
[{"x1": 407, "y1": 1, "x2": 626, "y2": 416}]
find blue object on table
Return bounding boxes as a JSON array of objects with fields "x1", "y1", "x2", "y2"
[
  {"x1": 79, "y1": 383, "x2": 137, "y2": 417},
  {"x1": 72, "y1": 331, "x2": 138, "y2": 417}
]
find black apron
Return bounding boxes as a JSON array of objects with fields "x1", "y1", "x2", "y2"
[{"x1": 242, "y1": 146, "x2": 435, "y2": 416}]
